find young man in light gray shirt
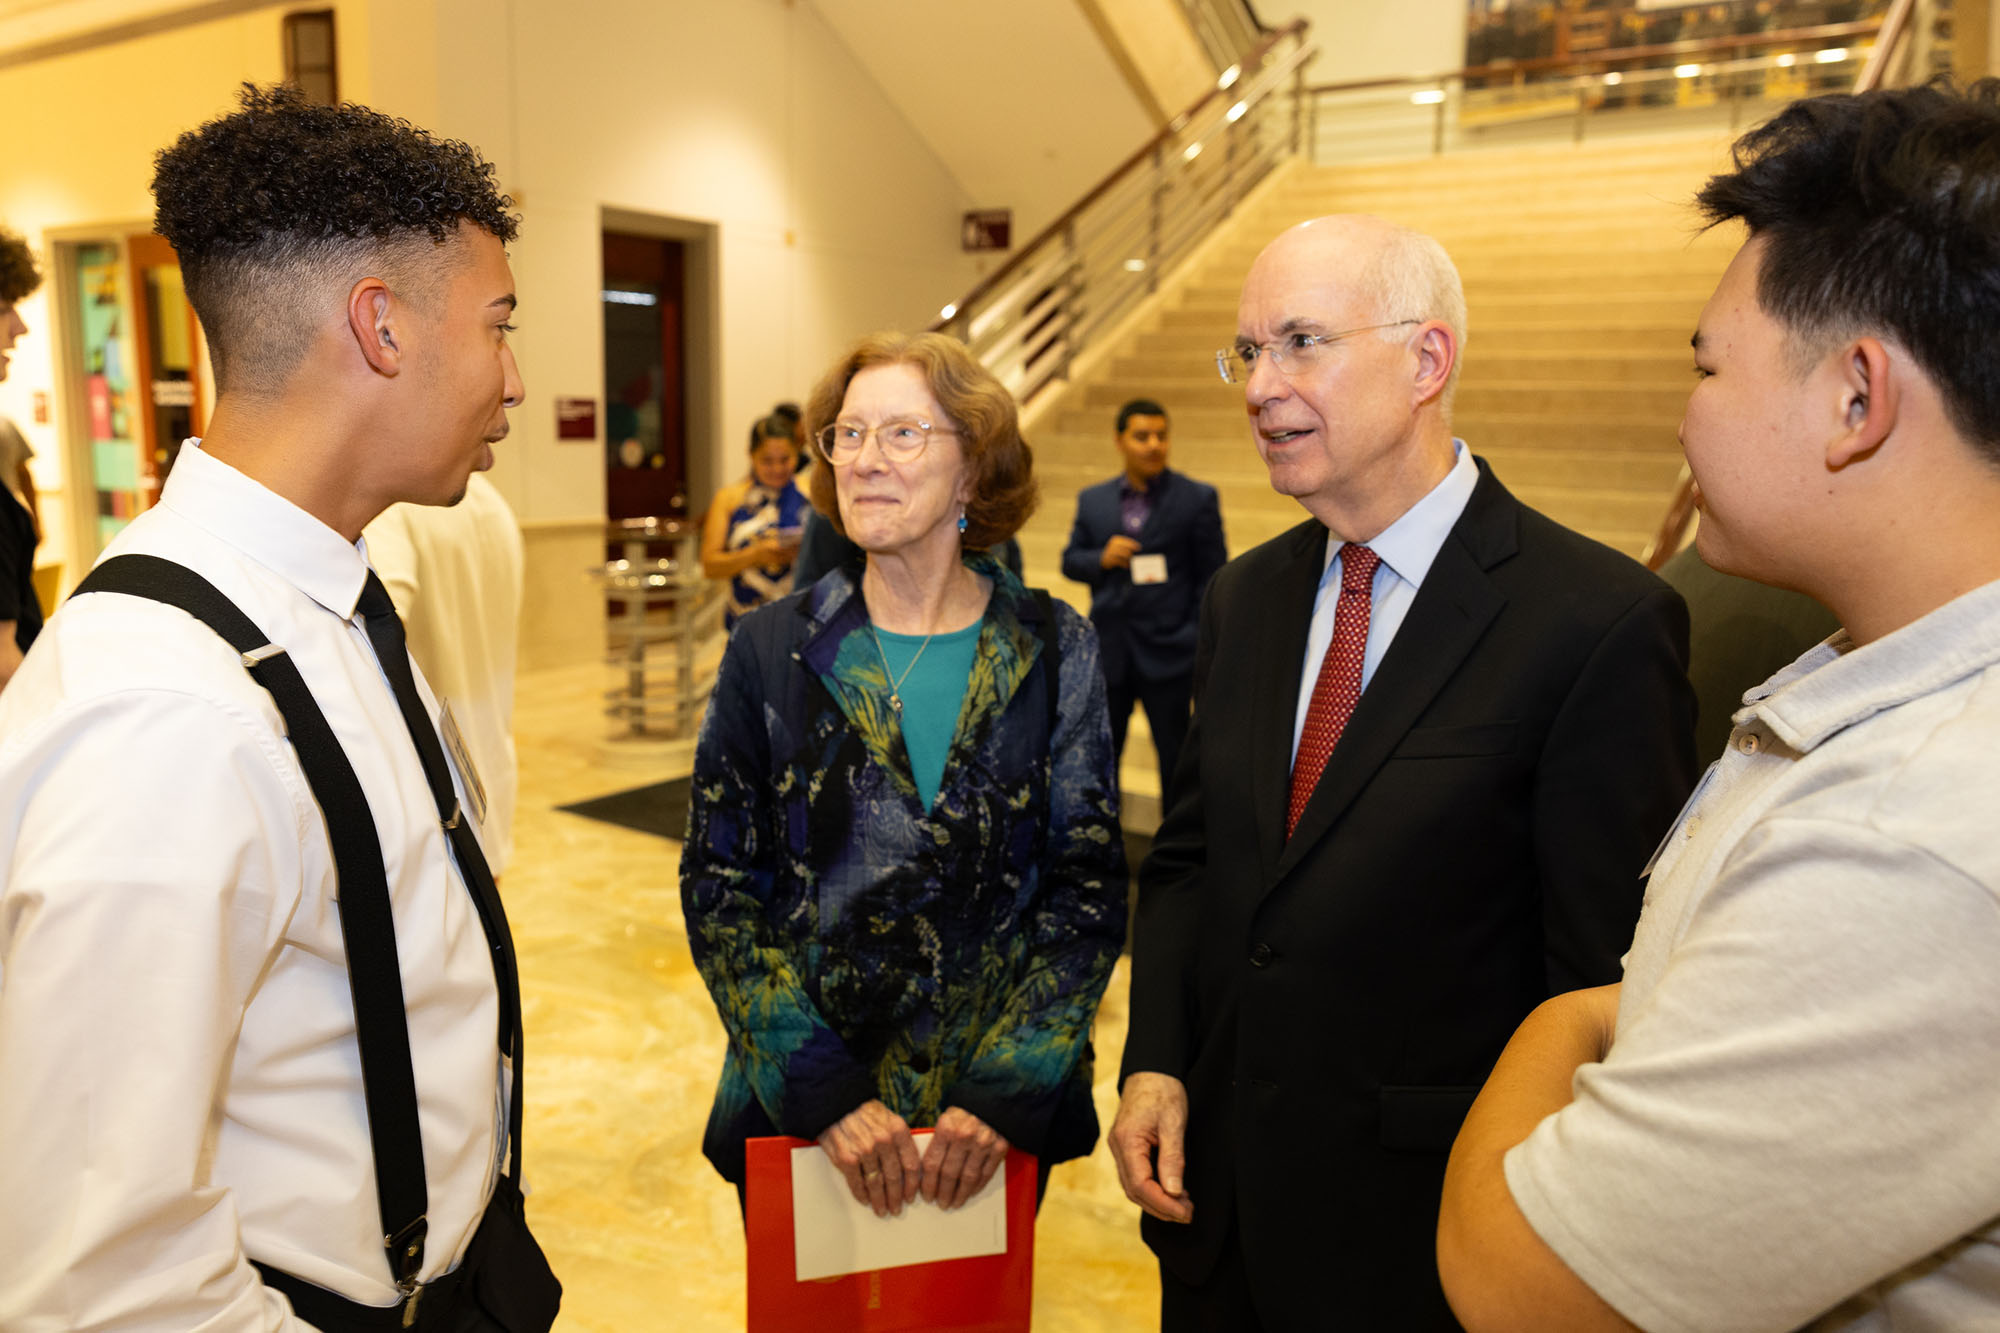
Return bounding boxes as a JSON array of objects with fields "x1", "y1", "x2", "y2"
[{"x1": 1438, "y1": 80, "x2": 2000, "y2": 1333}]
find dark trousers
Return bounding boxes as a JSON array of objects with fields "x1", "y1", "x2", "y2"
[
  {"x1": 1107, "y1": 670, "x2": 1193, "y2": 803},
  {"x1": 1159, "y1": 1218, "x2": 1265, "y2": 1333}
]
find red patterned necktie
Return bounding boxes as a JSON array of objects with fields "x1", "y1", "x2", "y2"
[{"x1": 1287, "y1": 544, "x2": 1381, "y2": 837}]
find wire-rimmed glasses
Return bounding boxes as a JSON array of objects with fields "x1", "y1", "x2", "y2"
[
  {"x1": 813, "y1": 417, "x2": 957, "y2": 465},
  {"x1": 1215, "y1": 320, "x2": 1421, "y2": 384}
]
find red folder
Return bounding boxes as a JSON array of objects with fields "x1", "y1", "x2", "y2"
[{"x1": 744, "y1": 1135, "x2": 1036, "y2": 1332}]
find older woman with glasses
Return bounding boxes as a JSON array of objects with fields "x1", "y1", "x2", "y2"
[{"x1": 681, "y1": 331, "x2": 1127, "y2": 1220}]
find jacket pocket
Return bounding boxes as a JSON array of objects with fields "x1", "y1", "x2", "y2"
[
  {"x1": 1393, "y1": 722, "x2": 1518, "y2": 759},
  {"x1": 1378, "y1": 1085, "x2": 1482, "y2": 1152}
]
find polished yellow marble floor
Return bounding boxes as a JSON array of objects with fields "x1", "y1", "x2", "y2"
[{"x1": 507, "y1": 663, "x2": 1161, "y2": 1331}]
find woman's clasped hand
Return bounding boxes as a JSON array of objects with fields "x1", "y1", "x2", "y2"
[{"x1": 816, "y1": 1100, "x2": 1010, "y2": 1217}]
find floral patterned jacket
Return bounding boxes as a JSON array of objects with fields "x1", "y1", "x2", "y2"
[{"x1": 681, "y1": 553, "x2": 1127, "y2": 1183}]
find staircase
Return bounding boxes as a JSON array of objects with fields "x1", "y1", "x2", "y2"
[{"x1": 1017, "y1": 131, "x2": 1740, "y2": 808}]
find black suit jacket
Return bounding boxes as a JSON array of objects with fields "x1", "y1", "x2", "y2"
[
  {"x1": 1060, "y1": 469, "x2": 1227, "y2": 685},
  {"x1": 1123, "y1": 461, "x2": 1697, "y2": 1329}
]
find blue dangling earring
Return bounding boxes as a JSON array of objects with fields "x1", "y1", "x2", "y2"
[{"x1": 957, "y1": 509, "x2": 968, "y2": 534}]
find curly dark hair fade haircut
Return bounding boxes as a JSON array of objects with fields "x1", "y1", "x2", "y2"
[
  {"x1": 805, "y1": 331, "x2": 1038, "y2": 551},
  {"x1": 0, "y1": 226, "x2": 41, "y2": 305},
  {"x1": 1697, "y1": 78, "x2": 2000, "y2": 460},
  {"x1": 151, "y1": 83, "x2": 518, "y2": 395}
]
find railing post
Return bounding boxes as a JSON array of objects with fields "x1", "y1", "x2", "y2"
[
  {"x1": 1148, "y1": 144, "x2": 1164, "y2": 296},
  {"x1": 1291, "y1": 62, "x2": 1305, "y2": 158},
  {"x1": 1059, "y1": 221, "x2": 1079, "y2": 386}
]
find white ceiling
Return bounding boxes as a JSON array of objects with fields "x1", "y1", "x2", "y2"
[{"x1": 809, "y1": 0, "x2": 1156, "y2": 245}]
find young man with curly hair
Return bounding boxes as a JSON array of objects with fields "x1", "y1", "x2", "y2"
[
  {"x1": 0, "y1": 223, "x2": 42, "y2": 691},
  {"x1": 0, "y1": 86, "x2": 557, "y2": 1331},
  {"x1": 1439, "y1": 80, "x2": 2000, "y2": 1333}
]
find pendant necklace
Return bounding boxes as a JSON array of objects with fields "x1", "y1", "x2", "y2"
[{"x1": 870, "y1": 624, "x2": 936, "y2": 715}]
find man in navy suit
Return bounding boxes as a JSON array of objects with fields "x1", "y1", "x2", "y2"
[{"x1": 1062, "y1": 399, "x2": 1227, "y2": 797}]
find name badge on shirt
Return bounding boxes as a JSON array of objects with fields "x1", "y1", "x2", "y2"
[
  {"x1": 1130, "y1": 553, "x2": 1168, "y2": 585},
  {"x1": 439, "y1": 700, "x2": 489, "y2": 829}
]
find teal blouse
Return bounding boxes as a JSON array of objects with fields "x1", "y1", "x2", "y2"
[{"x1": 874, "y1": 622, "x2": 979, "y2": 808}]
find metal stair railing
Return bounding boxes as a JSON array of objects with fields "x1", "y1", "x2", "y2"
[
  {"x1": 933, "y1": 19, "x2": 1312, "y2": 408},
  {"x1": 1178, "y1": 0, "x2": 1267, "y2": 71}
]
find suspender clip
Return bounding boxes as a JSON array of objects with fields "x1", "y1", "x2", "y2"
[
  {"x1": 240, "y1": 643, "x2": 285, "y2": 670},
  {"x1": 442, "y1": 800, "x2": 463, "y2": 831}
]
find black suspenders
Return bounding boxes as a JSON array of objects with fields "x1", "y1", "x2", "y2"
[{"x1": 70, "y1": 554, "x2": 552, "y2": 1330}]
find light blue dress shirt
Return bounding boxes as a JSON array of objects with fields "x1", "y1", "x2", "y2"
[{"x1": 1290, "y1": 440, "x2": 1479, "y2": 766}]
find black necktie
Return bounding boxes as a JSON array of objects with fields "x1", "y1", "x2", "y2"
[{"x1": 357, "y1": 570, "x2": 526, "y2": 1175}]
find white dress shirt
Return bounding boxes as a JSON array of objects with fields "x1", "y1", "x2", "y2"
[
  {"x1": 363, "y1": 473, "x2": 524, "y2": 875},
  {"x1": 0, "y1": 441, "x2": 505, "y2": 1331},
  {"x1": 1291, "y1": 440, "x2": 1479, "y2": 764}
]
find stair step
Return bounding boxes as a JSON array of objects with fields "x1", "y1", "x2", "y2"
[{"x1": 1006, "y1": 137, "x2": 1733, "y2": 563}]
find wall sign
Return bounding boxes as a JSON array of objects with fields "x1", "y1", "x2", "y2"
[
  {"x1": 962, "y1": 210, "x2": 1012, "y2": 252},
  {"x1": 556, "y1": 396, "x2": 598, "y2": 441}
]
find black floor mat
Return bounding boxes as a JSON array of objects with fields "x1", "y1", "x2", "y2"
[
  {"x1": 556, "y1": 777, "x2": 692, "y2": 842},
  {"x1": 558, "y1": 779, "x2": 1156, "y2": 883}
]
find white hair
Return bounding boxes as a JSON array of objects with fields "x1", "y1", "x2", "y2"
[{"x1": 1358, "y1": 225, "x2": 1468, "y2": 415}]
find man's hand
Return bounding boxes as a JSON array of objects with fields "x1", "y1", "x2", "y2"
[
  {"x1": 920, "y1": 1107, "x2": 1008, "y2": 1210},
  {"x1": 818, "y1": 1099, "x2": 922, "y2": 1217},
  {"x1": 1110, "y1": 1072, "x2": 1194, "y2": 1223},
  {"x1": 1101, "y1": 535, "x2": 1142, "y2": 570}
]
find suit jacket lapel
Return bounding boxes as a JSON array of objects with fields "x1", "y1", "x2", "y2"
[
  {"x1": 1271, "y1": 463, "x2": 1518, "y2": 885},
  {"x1": 1251, "y1": 518, "x2": 1329, "y2": 879}
]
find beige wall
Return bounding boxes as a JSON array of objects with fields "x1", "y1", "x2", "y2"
[
  {"x1": 0, "y1": 0, "x2": 982, "y2": 667},
  {"x1": 1075, "y1": 0, "x2": 1216, "y2": 120},
  {"x1": 1274, "y1": 0, "x2": 1465, "y2": 85},
  {"x1": 815, "y1": 0, "x2": 1159, "y2": 246}
]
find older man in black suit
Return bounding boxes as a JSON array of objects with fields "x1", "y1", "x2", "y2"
[
  {"x1": 1062, "y1": 399, "x2": 1227, "y2": 797},
  {"x1": 1108, "y1": 215, "x2": 1698, "y2": 1330}
]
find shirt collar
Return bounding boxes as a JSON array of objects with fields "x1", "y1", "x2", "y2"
[
  {"x1": 1745, "y1": 576, "x2": 2000, "y2": 751},
  {"x1": 159, "y1": 438, "x2": 373, "y2": 619},
  {"x1": 1320, "y1": 438, "x2": 1477, "y2": 586}
]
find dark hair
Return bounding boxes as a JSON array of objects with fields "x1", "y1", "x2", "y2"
[
  {"x1": 151, "y1": 83, "x2": 519, "y2": 395},
  {"x1": 1697, "y1": 78, "x2": 2000, "y2": 457},
  {"x1": 770, "y1": 401, "x2": 803, "y2": 427},
  {"x1": 748, "y1": 411, "x2": 795, "y2": 451},
  {"x1": 806, "y1": 331, "x2": 1037, "y2": 550},
  {"x1": 0, "y1": 226, "x2": 41, "y2": 305},
  {"x1": 1116, "y1": 398, "x2": 1168, "y2": 434}
]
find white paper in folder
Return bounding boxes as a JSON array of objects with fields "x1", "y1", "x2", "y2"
[{"x1": 789, "y1": 1129, "x2": 1009, "y2": 1281}]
